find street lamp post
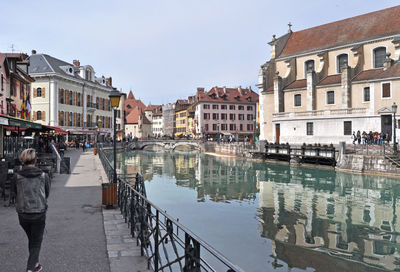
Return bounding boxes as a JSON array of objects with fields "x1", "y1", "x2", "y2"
[
  {"x1": 393, "y1": 102, "x2": 398, "y2": 156},
  {"x1": 109, "y1": 90, "x2": 122, "y2": 183}
]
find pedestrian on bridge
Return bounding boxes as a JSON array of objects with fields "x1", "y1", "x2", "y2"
[{"x1": 12, "y1": 148, "x2": 50, "y2": 272}]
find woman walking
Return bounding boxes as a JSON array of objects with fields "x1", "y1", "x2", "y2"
[{"x1": 13, "y1": 148, "x2": 50, "y2": 272}]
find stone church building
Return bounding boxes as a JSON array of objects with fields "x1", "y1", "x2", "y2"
[{"x1": 257, "y1": 6, "x2": 400, "y2": 144}]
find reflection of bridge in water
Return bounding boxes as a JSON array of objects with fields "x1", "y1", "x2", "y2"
[{"x1": 128, "y1": 140, "x2": 201, "y2": 150}]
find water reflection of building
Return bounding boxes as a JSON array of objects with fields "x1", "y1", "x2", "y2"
[
  {"x1": 258, "y1": 169, "x2": 400, "y2": 271},
  {"x1": 196, "y1": 156, "x2": 258, "y2": 202},
  {"x1": 118, "y1": 150, "x2": 259, "y2": 203}
]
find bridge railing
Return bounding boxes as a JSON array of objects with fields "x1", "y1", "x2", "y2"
[{"x1": 98, "y1": 147, "x2": 244, "y2": 272}]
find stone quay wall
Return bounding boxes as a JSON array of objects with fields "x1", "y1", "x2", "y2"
[{"x1": 201, "y1": 142, "x2": 259, "y2": 158}]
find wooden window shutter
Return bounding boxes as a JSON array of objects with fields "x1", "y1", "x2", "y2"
[
  {"x1": 73, "y1": 112, "x2": 76, "y2": 126},
  {"x1": 383, "y1": 83, "x2": 391, "y2": 98},
  {"x1": 32, "y1": 111, "x2": 36, "y2": 121},
  {"x1": 33, "y1": 88, "x2": 36, "y2": 98},
  {"x1": 42, "y1": 111, "x2": 45, "y2": 121},
  {"x1": 42, "y1": 87, "x2": 45, "y2": 98},
  {"x1": 81, "y1": 114, "x2": 83, "y2": 127},
  {"x1": 65, "y1": 89, "x2": 68, "y2": 103}
]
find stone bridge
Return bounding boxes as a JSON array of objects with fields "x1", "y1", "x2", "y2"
[{"x1": 129, "y1": 140, "x2": 201, "y2": 150}]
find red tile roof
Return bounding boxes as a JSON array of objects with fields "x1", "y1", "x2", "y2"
[
  {"x1": 352, "y1": 63, "x2": 400, "y2": 81},
  {"x1": 125, "y1": 106, "x2": 141, "y2": 124},
  {"x1": 127, "y1": 90, "x2": 135, "y2": 100},
  {"x1": 279, "y1": 6, "x2": 400, "y2": 58},
  {"x1": 379, "y1": 62, "x2": 400, "y2": 79},
  {"x1": 197, "y1": 87, "x2": 258, "y2": 104},
  {"x1": 144, "y1": 105, "x2": 160, "y2": 111},
  {"x1": 352, "y1": 69, "x2": 384, "y2": 81},
  {"x1": 285, "y1": 80, "x2": 306, "y2": 89},
  {"x1": 318, "y1": 74, "x2": 341, "y2": 86}
]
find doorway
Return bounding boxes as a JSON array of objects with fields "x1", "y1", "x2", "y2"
[
  {"x1": 381, "y1": 115, "x2": 392, "y2": 140},
  {"x1": 275, "y1": 124, "x2": 280, "y2": 143}
]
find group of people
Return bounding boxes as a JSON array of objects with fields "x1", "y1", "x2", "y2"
[{"x1": 352, "y1": 130, "x2": 391, "y2": 145}]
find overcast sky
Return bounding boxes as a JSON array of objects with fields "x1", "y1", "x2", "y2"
[{"x1": 0, "y1": 0, "x2": 397, "y2": 105}]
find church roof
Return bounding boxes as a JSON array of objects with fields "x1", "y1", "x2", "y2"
[
  {"x1": 278, "y1": 6, "x2": 400, "y2": 58},
  {"x1": 127, "y1": 90, "x2": 135, "y2": 100}
]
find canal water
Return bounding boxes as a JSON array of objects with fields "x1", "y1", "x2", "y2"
[{"x1": 115, "y1": 150, "x2": 400, "y2": 272}]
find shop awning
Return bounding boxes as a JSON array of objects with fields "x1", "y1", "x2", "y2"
[
  {"x1": 42, "y1": 125, "x2": 68, "y2": 135},
  {"x1": 0, "y1": 114, "x2": 42, "y2": 129},
  {"x1": 68, "y1": 130, "x2": 108, "y2": 135}
]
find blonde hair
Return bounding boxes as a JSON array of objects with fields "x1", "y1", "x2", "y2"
[{"x1": 19, "y1": 148, "x2": 37, "y2": 165}]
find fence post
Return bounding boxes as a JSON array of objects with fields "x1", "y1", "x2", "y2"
[{"x1": 155, "y1": 210, "x2": 159, "y2": 271}]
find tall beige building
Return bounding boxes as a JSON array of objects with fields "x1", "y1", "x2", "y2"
[
  {"x1": 28, "y1": 52, "x2": 115, "y2": 139},
  {"x1": 258, "y1": 6, "x2": 400, "y2": 144}
]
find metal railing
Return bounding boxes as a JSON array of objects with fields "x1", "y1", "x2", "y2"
[{"x1": 97, "y1": 147, "x2": 244, "y2": 272}]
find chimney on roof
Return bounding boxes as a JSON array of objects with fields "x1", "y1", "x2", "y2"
[
  {"x1": 31, "y1": 50, "x2": 37, "y2": 55},
  {"x1": 223, "y1": 86, "x2": 226, "y2": 93},
  {"x1": 106, "y1": 77, "x2": 112, "y2": 87},
  {"x1": 73, "y1": 60, "x2": 80, "y2": 67},
  {"x1": 238, "y1": 86, "x2": 242, "y2": 92}
]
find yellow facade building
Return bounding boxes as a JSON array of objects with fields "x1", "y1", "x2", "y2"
[{"x1": 258, "y1": 6, "x2": 400, "y2": 144}]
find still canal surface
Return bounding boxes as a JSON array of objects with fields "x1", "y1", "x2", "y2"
[{"x1": 115, "y1": 150, "x2": 400, "y2": 272}]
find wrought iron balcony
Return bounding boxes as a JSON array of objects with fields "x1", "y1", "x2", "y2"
[{"x1": 87, "y1": 102, "x2": 98, "y2": 109}]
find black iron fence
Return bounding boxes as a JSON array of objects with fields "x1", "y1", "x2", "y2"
[{"x1": 98, "y1": 147, "x2": 244, "y2": 272}]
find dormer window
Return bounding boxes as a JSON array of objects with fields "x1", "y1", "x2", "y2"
[
  {"x1": 85, "y1": 69, "x2": 92, "y2": 81},
  {"x1": 304, "y1": 60, "x2": 315, "y2": 77},
  {"x1": 337, "y1": 54, "x2": 348, "y2": 73},
  {"x1": 247, "y1": 97, "x2": 251, "y2": 102},
  {"x1": 374, "y1": 47, "x2": 386, "y2": 68}
]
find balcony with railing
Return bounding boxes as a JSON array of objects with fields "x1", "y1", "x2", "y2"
[
  {"x1": 273, "y1": 107, "x2": 367, "y2": 119},
  {"x1": 87, "y1": 102, "x2": 98, "y2": 110}
]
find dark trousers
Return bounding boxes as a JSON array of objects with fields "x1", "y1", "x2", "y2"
[{"x1": 18, "y1": 213, "x2": 46, "y2": 271}]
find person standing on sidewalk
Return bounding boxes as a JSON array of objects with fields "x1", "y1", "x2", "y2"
[{"x1": 13, "y1": 148, "x2": 50, "y2": 272}]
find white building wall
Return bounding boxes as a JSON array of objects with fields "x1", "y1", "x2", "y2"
[{"x1": 276, "y1": 115, "x2": 382, "y2": 144}]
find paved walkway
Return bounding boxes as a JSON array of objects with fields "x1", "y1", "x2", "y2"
[{"x1": 0, "y1": 149, "x2": 151, "y2": 272}]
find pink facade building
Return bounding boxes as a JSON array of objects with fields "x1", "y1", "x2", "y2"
[{"x1": 194, "y1": 87, "x2": 259, "y2": 140}]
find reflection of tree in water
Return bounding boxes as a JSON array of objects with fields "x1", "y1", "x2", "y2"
[{"x1": 257, "y1": 164, "x2": 400, "y2": 271}]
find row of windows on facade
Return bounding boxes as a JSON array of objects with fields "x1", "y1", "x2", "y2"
[
  {"x1": 204, "y1": 123, "x2": 254, "y2": 132},
  {"x1": 202, "y1": 104, "x2": 254, "y2": 111},
  {"x1": 305, "y1": 121, "x2": 352, "y2": 136},
  {"x1": 204, "y1": 113, "x2": 254, "y2": 121},
  {"x1": 56, "y1": 88, "x2": 111, "y2": 111},
  {"x1": 207, "y1": 92, "x2": 253, "y2": 102},
  {"x1": 293, "y1": 83, "x2": 390, "y2": 107},
  {"x1": 58, "y1": 111, "x2": 111, "y2": 128},
  {"x1": 304, "y1": 47, "x2": 387, "y2": 76},
  {"x1": 2, "y1": 76, "x2": 28, "y2": 98}
]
